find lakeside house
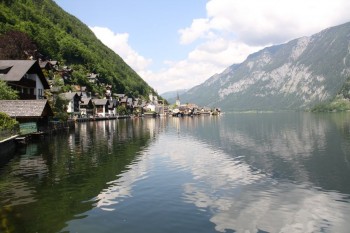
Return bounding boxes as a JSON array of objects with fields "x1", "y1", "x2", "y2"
[
  {"x1": 87, "y1": 73, "x2": 99, "y2": 84},
  {"x1": 0, "y1": 99, "x2": 54, "y2": 133},
  {"x1": 92, "y1": 99, "x2": 109, "y2": 117},
  {"x1": 0, "y1": 60, "x2": 50, "y2": 100},
  {"x1": 80, "y1": 97, "x2": 94, "y2": 117},
  {"x1": 0, "y1": 59, "x2": 214, "y2": 123},
  {"x1": 108, "y1": 99, "x2": 118, "y2": 116},
  {"x1": 59, "y1": 92, "x2": 83, "y2": 117},
  {"x1": 39, "y1": 60, "x2": 59, "y2": 74}
]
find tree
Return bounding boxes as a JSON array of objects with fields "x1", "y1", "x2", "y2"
[
  {"x1": 0, "y1": 112, "x2": 19, "y2": 140},
  {"x1": 52, "y1": 95, "x2": 69, "y2": 121},
  {"x1": 117, "y1": 105, "x2": 129, "y2": 115},
  {"x1": 0, "y1": 112, "x2": 18, "y2": 130},
  {"x1": 0, "y1": 30, "x2": 38, "y2": 59},
  {"x1": 0, "y1": 80, "x2": 18, "y2": 100}
]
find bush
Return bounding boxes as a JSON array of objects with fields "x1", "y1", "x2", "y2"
[
  {"x1": 311, "y1": 98, "x2": 350, "y2": 112},
  {"x1": 117, "y1": 105, "x2": 129, "y2": 115},
  {"x1": 0, "y1": 112, "x2": 19, "y2": 139},
  {"x1": 0, "y1": 80, "x2": 18, "y2": 100},
  {"x1": 0, "y1": 112, "x2": 18, "y2": 130}
]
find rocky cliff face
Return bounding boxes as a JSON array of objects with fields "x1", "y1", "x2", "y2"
[{"x1": 177, "y1": 22, "x2": 350, "y2": 111}]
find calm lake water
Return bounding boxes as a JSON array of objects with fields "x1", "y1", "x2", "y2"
[{"x1": 1, "y1": 113, "x2": 350, "y2": 233}]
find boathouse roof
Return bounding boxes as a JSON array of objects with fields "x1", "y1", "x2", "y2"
[{"x1": 0, "y1": 100, "x2": 53, "y2": 118}]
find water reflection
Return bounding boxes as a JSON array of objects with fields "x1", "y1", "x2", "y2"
[
  {"x1": 0, "y1": 119, "x2": 153, "y2": 233},
  {"x1": 185, "y1": 113, "x2": 350, "y2": 193},
  {"x1": 179, "y1": 143, "x2": 350, "y2": 233},
  {"x1": 94, "y1": 153, "x2": 150, "y2": 212},
  {"x1": 64, "y1": 114, "x2": 350, "y2": 233},
  {"x1": 1, "y1": 114, "x2": 350, "y2": 233},
  {"x1": 164, "y1": 114, "x2": 350, "y2": 232}
]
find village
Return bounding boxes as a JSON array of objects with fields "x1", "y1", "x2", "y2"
[{"x1": 0, "y1": 59, "x2": 221, "y2": 140}]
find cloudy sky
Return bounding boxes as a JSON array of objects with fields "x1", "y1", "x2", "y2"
[{"x1": 54, "y1": 0, "x2": 350, "y2": 94}]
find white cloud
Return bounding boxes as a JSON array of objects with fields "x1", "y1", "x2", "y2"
[
  {"x1": 90, "y1": 26, "x2": 152, "y2": 72},
  {"x1": 164, "y1": 0, "x2": 350, "y2": 94},
  {"x1": 90, "y1": 26, "x2": 240, "y2": 94},
  {"x1": 178, "y1": 18, "x2": 211, "y2": 45},
  {"x1": 142, "y1": 59, "x2": 221, "y2": 94},
  {"x1": 90, "y1": 0, "x2": 350, "y2": 94},
  {"x1": 181, "y1": 0, "x2": 350, "y2": 46}
]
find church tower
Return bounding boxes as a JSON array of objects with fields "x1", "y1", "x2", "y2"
[{"x1": 175, "y1": 92, "x2": 180, "y2": 106}]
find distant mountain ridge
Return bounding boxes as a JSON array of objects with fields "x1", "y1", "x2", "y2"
[{"x1": 179, "y1": 22, "x2": 350, "y2": 111}]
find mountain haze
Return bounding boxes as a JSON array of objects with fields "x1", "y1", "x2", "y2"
[
  {"x1": 178, "y1": 22, "x2": 350, "y2": 111},
  {"x1": 161, "y1": 89, "x2": 187, "y2": 101}
]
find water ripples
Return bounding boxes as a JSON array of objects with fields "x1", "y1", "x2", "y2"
[{"x1": 3, "y1": 115, "x2": 350, "y2": 233}]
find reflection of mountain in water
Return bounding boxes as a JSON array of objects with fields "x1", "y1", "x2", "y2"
[
  {"x1": 186, "y1": 113, "x2": 350, "y2": 194},
  {"x1": 169, "y1": 114, "x2": 350, "y2": 233},
  {"x1": 0, "y1": 119, "x2": 153, "y2": 233}
]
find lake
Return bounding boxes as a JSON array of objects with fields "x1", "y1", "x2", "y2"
[{"x1": 1, "y1": 112, "x2": 350, "y2": 233}]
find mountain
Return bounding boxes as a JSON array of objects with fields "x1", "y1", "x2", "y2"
[
  {"x1": 0, "y1": 0, "x2": 156, "y2": 98},
  {"x1": 179, "y1": 22, "x2": 350, "y2": 111}
]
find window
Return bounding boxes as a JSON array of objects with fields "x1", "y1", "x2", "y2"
[{"x1": 38, "y1": 89, "x2": 43, "y2": 98}]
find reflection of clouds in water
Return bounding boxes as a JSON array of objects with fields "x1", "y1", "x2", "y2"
[
  {"x1": 221, "y1": 120, "x2": 327, "y2": 160},
  {"x1": 187, "y1": 182, "x2": 350, "y2": 233},
  {"x1": 94, "y1": 152, "x2": 151, "y2": 211},
  {"x1": 164, "y1": 139, "x2": 264, "y2": 188},
  {"x1": 218, "y1": 116, "x2": 331, "y2": 183},
  {"x1": 162, "y1": 134, "x2": 350, "y2": 233},
  {"x1": 85, "y1": 119, "x2": 161, "y2": 212}
]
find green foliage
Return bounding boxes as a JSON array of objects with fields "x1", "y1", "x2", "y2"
[
  {"x1": 0, "y1": 0, "x2": 158, "y2": 99},
  {"x1": 0, "y1": 112, "x2": 19, "y2": 131},
  {"x1": 311, "y1": 98, "x2": 350, "y2": 112},
  {"x1": 338, "y1": 76, "x2": 350, "y2": 99},
  {"x1": 0, "y1": 30, "x2": 37, "y2": 59},
  {"x1": 0, "y1": 80, "x2": 18, "y2": 100},
  {"x1": 311, "y1": 76, "x2": 350, "y2": 112},
  {"x1": 52, "y1": 95, "x2": 69, "y2": 121},
  {"x1": 117, "y1": 105, "x2": 129, "y2": 115}
]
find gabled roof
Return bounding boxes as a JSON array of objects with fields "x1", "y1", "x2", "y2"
[
  {"x1": 109, "y1": 99, "x2": 118, "y2": 107},
  {"x1": 0, "y1": 100, "x2": 53, "y2": 118},
  {"x1": 39, "y1": 60, "x2": 52, "y2": 69},
  {"x1": 59, "y1": 92, "x2": 82, "y2": 101},
  {"x1": 92, "y1": 99, "x2": 109, "y2": 106},
  {"x1": 0, "y1": 60, "x2": 50, "y2": 89},
  {"x1": 120, "y1": 96, "x2": 128, "y2": 103},
  {"x1": 80, "y1": 97, "x2": 93, "y2": 106},
  {"x1": 49, "y1": 60, "x2": 59, "y2": 66}
]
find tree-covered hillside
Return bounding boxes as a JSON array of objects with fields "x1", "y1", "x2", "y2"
[{"x1": 0, "y1": 0, "x2": 156, "y2": 98}]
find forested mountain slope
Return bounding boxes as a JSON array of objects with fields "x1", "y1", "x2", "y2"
[{"x1": 0, "y1": 0, "x2": 156, "y2": 98}]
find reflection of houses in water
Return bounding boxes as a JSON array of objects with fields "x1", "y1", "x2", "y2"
[
  {"x1": 105, "y1": 120, "x2": 116, "y2": 154},
  {"x1": 145, "y1": 118, "x2": 157, "y2": 138},
  {"x1": 171, "y1": 117, "x2": 181, "y2": 134},
  {"x1": 16, "y1": 143, "x2": 49, "y2": 188}
]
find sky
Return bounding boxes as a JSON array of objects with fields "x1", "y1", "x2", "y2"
[{"x1": 53, "y1": 0, "x2": 350, "y2": 94}]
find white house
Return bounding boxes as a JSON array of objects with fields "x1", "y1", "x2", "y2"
[
  {"x1": 59, "y1": 92, "x2": 82, "y2": 116},
  {"x1": 92, "y1": 99, "x2": 109, "y2": 117},
  {"x1": 0, "y1": 60, "x2": 50, "y2": 100}
]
